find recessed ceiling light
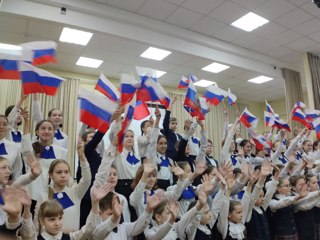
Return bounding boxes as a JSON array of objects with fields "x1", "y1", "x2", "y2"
[
  {"x1": 59, "y1": 27, "x2": 93, "y2": 45},
  {"x1": 202, "y1": 62, "x2": 230, "y2": 73},
  {"x1": 231, "y1": 12, "x2": 269, "y2": 32},
  {"x1": 248, "y1": 75, "x2": 273, "y2": 84},
  {"x1": 140, "y1": 47, "x2": 171, "y2": 61},
  {"x1": 194, "y1": 79, "x2": 216, "y2": 87},
  {"x1": 76, "y1": 57, "x2": 103, "y2": 68},
  {"x1": 156, "y1": 70, "x2": 166, "y2": 78}
]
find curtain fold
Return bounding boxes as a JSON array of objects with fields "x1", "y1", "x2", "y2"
[
  {"x1": 168, "y1": 92, "x2": 246, "y2": 161},
  {"x1": 307, "y1": 52, "x2": 320, "y2": 110},
  {"x1": 282, "y1": 68, "x2": 304, "y2": 134}
]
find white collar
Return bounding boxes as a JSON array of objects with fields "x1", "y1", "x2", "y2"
[
  {"x1": 198, "y1": 224, "x2": 211, "y2": 234},
  {"x1": 229, "y1": 222, "x2": 245, "y2": 240},
  {"x1": 41, "y1": 231, "x2": 63, "y2": 240}
]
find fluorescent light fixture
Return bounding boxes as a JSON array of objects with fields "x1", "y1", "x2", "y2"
[
  {"x1": 156, "y1": 70, "x2": 166, "y2": 78},
  {"x1": 231, "y1": 12, "x2": 269, "y2": 32},
  {"x1": 202, "y1": 62, "x2": 230, "y2": 73},
  {"x1": 248, "y1": 75, "x2": 273, "y2": 84},
  {"x1": 140, "y1": 47, "x2": 171, "y2": 61},
  {"x1": 76, "y1": 57, "x2": 103, "y2": 68},
  {"x1": 194, "y1": 79, "x2": 216, "y2": 87},
  {"x1": 0, "y1": 43, "x2": 22, "y2": 55},
  {"x1": 59, "y1": 27, "x2": 93, "y2": 45}
]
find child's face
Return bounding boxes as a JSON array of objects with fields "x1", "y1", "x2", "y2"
[
  {"x1": 0, "y1": 117, "x2": 8, "y2": 137},
  {"x1": 50, "y1": 163, "x2": 70, "y2": 189},
  {"x1": 230, "y1": 142, "x2": 236, "y2": 152},
  {"x1": 308, "y1": 176, "x2": 319, "y2": 192},
  {"x1": 169, "y1": 121, "x2": 177, "y2": 132},
  {"x1": 200, "y1": 204, "x2": 212, "y2": 225},
  {"x1": 86, "y1": 132, "x2": 94, "y2": 143},
  {"x1": 206, "y1": 142, "x2": 213, "y2": 156},
  {"x1": 303, "y1": 141, "x2": 313, "y2": 153},
  {"x1": 0, "y1": 159, "x2": 10, "y2": 185},
  {"x1": 228, "y1": 204, "x2": 243, "y2": 224},
  {"x1": 41, "y1": 215, "x2": 63, "y2": 236},
  {"x1": 243, "y1": 142, "x2": 252, "y2": 154},
  {"x1": 37, "y1": 122, "x2": 54, "y2": 143},
  {"x1": 293, "y1": 178, "x2": 306, "y2": 193},
  {"x1": 277, "y1": 179, "x2": 291, "y2": 195},
  {"x1": 49, "y1": 110, "x2": 63, "y2": 127},
  {"x1": 124, "y1": 131, "x2": 134, "y2": 148},
  {"x1": 255, "y1": 190, "x2": 265, "y2": 207},
  {"x1": 182, "y1": 164, "x2": 191, "y2": 179},
  {"x1": 156, "y1": 205, "x2": 171, "y2": 225},
  {"x1": 157, "y1": 137, "x2": 167, "y2": 154},
  {"x1": 107, "y1": 167, "x2": 118, "y2": 188},
  {"x1": 100, "y1": 208, "x2": 113, "y2": 221},
  {"x1": 142, "y1": 121, "x2": 150, "y2": 134},
  {"x1": 146, "y1": 172, "x2": 157, "y2": 189}
]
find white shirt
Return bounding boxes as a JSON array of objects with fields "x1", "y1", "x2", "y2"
[{"x1": 113, "y1": 149, "x2": 141, "y2": 180}]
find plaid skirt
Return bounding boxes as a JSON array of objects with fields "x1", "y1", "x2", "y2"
[{"x1": 273, "y1": 233, "x2": 299, "y2": 240}]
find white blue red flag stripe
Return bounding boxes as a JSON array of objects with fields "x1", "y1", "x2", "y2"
[
  {"x1": 19, "y1": 62, "x2": 64, "y2": 96},
  {"x1": 21, "y1": 41, "x2": 57, "y2": 65},
  {"x1": 227, "y1": 88, "x2": 237, "y2": 105},
  {"x1": 239, "y1": 108, "x2": 259, "y2": 129},
  {"x1": 204, "y1": 85, "x2": 228, "y2": 106},
  {"x1": 78, "y1": 88, "x2": 118, "y2": 133},
  {"x1": 95, "y1": 73, "x2": 119, "y2": 101}
]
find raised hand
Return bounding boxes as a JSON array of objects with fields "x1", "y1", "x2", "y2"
[
  {"x1": 193, "y1": 161, "x2": 207, "y2": 177},
  {"x1": 91, "y1": 183, "x2": 112, "y2": 202},
  {"x1": 218, "y1": 161, "x2": 232, "y2": 178},
  {"x1": 169, "y1": 162, "x2": 185, "y2": 177},
  {"x1": 297, "y1": 184, "x2": 308, "y2": 199},
  {"x1": 112, "y1": 195, "x2": 124, "y2": 219},
  {"x1": 260, "y1": 161, "x2": 273, "y2": 177},
  {"x1": 201, "y1": 174, "x2": 216, "y2": 194},
  {"x1": 167, "y1": 200, "x2": 179, "y2": 223},
  {"x1": 0, "y1": 188, "x2": 22, "y2": 218},
  {"x1": 28, "y1": 155, "x2": 42, "y2": 179},
  {"x1": 77, "y1": 138, "x2": 85, "y2": 156},
  {"x1": 146, "y1": 190, "x2": 163, "y2": 212},
  {"x1": 143, "y1": 160, "x2": 156, "y2": 176},
  {"x1": 197, "y1": 185, "x2": 207, "y2": 207}
]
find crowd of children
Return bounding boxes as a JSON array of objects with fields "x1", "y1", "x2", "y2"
[{"x1": 1, "y1": 93, "x2": 320, "y2": 240}]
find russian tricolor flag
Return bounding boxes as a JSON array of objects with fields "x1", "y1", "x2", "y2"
[
  {"x1": 0, "y1": 51, "x2": 32, "y2": 80},
  {"x1": 305, "y1": 109, "x2": 320, "y2": 121},
  {"x1": 264, "y1": 111, "x2": 276, "y2": 127},
  {"x1": 266, "y1": 101, "x2": 275, "y2": 115},
  {"x1": 95, "y1": 73, "x2": 119, "y2": 101},
  {"x1": 252, "y1": 135, "x2": 271, "y2": 151},
  {"x1": 21, "y1": 41, "x2": 57, "y2": 65},
  {"x1": 137, "y1": 77, "x2": 171, "y2": 109},
  {"x1": 199, "y1": 97, "x2": 209, "y2": 116},
  {"x1": 239, "y1": 108, "x2": 259, "y2": 129},
  {"x1": 120, "y1": 74, "x2": 140, "y2": 105},
  {"x1": 19, "y1": 62, "x2": 64, "y2": 96},
  {"x1": 292, "y1": 108, "x2": 307, "y2": 124},
  {"x1": 227, "y1": 88, "x2": 237, "y2": 105},
  {"x1": 178, "y1": 76, "x2": 189, "y2": 89},
  {"x1": 313, "y1": 118, "x2": 320, "y2": 139},
  {"x1": 136, "y1": 66, "x2": 157, "y2": 82},
  {"x1": 118, "y1": 95, "x2": 136, "y2": 152},
  {"x1": 274, "y1": 119, "x2": 291, "y2": 132},
  {"x1": 291, "y1": 101, "x2": 305, "y2": 114},
  {"x1": 184, "y1": 81, "x2": 204, "y2": 120},
  {"x1": 133, "y1": 100, "x2": 150, "y2": 120},
  {"x1": 79, "y1": 88, "x2": 118, "y2": 133},
  {"x1": 204, "y1": 85, "x2": 228, "y2": 106}
]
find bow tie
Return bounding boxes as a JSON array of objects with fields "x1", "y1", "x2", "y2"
[
  {"x1": 279, "y1": 154, "x2": 287, "y2": 164},
  {"x1": 126, "y1": 152, "x2": 139, "y2": 165},
  {"x1": 296, "y1": 152, "x2": 302, "y2": 160},
  {"x1": 182, "y1": 186, "x2": 196, "y2": 200},
  {"x1": 191, "y1": 137, "x2": 199, "y2": 144},
  {"x1": 160, "y1": 156, "x2": 170, "y2": 167},
  {"x1": 53, "y1": 192, "x2": 74, "y2": 209},
  {"x1": 144, "y1": 190, "x2": 155, "y2": 204},
  {"x1": 11, "y1": 131, "x2": 22, "y2": 143},
  {"x1": 55, "y1": 129, "x2": 64, "y2": 140},
  {"x1": 0, "y1": 143, "x2": 8, "y2": 155},
  {"x1": 41, "y1": 146, "x2": 56, "y2": 159},
  {"x1": 230, "y1": 155, "x2": 238, "y2": 166},
  {"x1": 238, "y1": 190, "x2": 245, "y2": 200}
]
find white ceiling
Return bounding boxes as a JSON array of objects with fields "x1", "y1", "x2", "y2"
[{"x1": 1, "y1": 0, "x2": 319, "y2": 102}]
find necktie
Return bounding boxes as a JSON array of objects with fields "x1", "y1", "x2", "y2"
[
  {"x1": 0, "y1": 143, "x2": 8, "y2": 155},
  {"x1": 230, "y1": 155, "x2": 237, "y2": 166},
  {"x1": 41, "y1": 146, "x2": 56, "y2": 159},
  {"x1": 143, "y1": 190, "x2": 155, "y2": 204},
  {"x1": 191, "y1": 137, "x2": 199, "y2": 144},
  {"x1": 182, "y1": 186, "x2": 196, "y2": 199},
  {"x1": 55, "y1": 129, "x2": 64, "y2": 140}
]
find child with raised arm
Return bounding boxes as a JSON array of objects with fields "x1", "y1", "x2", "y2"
[{"x1": 92, "y1": 190, "x2": 163, "y2": 240}]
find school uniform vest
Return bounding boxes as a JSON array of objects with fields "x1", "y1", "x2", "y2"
[
  {"x1": 195, "y1": 225, "x2": 212, "y2": 240},
  {"x1": 314, "y1": 206, "x2": 320, "y2": 224},
  {"x1": 37, "y1": 233, "x2": 70, "y2": 240},
  {"x1": 271, "y1": 196, "x2": 297, "y2": 236},
  {"x1": 294, "y1": 208, "x2": 315, "y2": 239},
  {"x1": 245, "y1": 207, "x2": 271, "y2": 240}
]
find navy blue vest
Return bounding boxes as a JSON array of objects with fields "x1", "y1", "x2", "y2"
[
  {"x1": 246, "y1": 207, "x2": 271, "y2": 240},
  {"x1": 294, "y1": 208, "x2": 315, "y2": 239},
  {"x1": 37, "y1": 233, "x2": 70, "y2": 240}
]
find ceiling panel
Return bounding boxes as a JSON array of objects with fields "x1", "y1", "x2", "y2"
[
  {"x1": 106, "y1": 0, "x2": 147, "y2": 12},
  {"x1": 190, "y1": 17, "x2": 227, "y2": 36},
  {"x1": 182, "y1": 0, "x2": 224, "y2": 15},
  {"x1": 165, "y1": 7, "x2": 203, "y2": 28},
  {"x1": 138, "y1": 0, "x2": 178, "y2": 20},
  {"x1": 274, "y1": 8, "x2": 313, "y2": 29},
  {"x1": 208, "y1": 1, "x2": 248, "y2": 24},
  {"x1": 255, "y1": 0, "x2": 296, "y2": 19}
]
